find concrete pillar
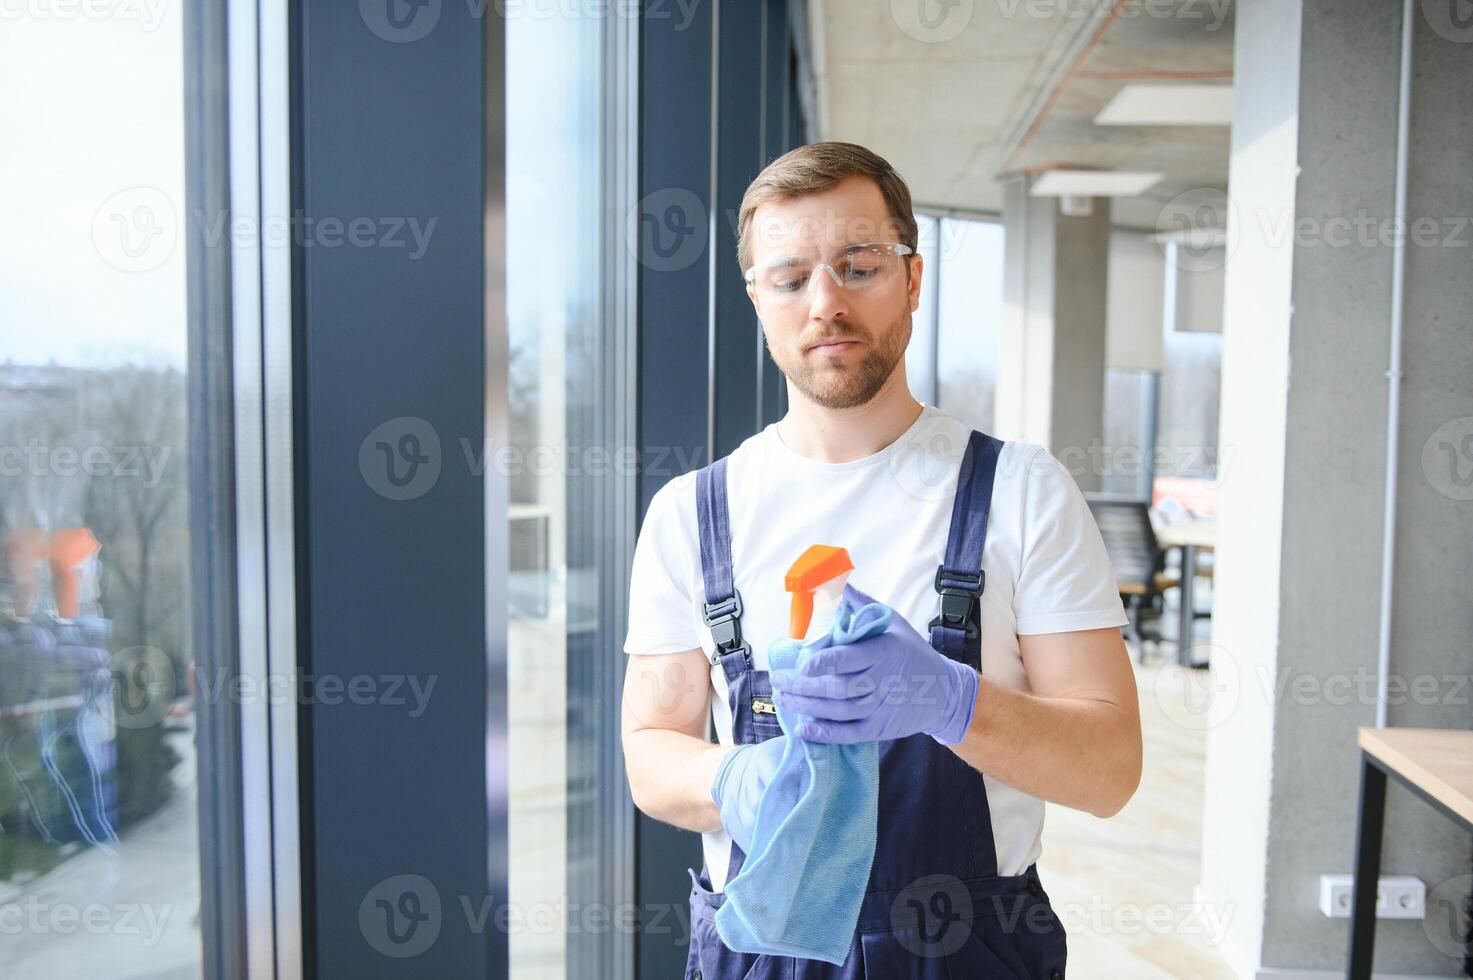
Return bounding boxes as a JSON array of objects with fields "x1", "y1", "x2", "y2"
[
  {"x1": 997, "y1": 181, "x2": 1110, "y2": 489},
  {"x1": 1201, "y1": 0, "x2": 1473, "y2": 975}
]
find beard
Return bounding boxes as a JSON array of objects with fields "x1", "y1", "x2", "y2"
[{"x1": 766, "y1": 306, "x2": 911, "y2": 410}]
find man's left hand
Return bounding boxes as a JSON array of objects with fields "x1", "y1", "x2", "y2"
[{"x1": 770, "y1": 583, "x2": 979, "y2": 745}]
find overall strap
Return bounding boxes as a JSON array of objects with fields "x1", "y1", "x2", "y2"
[
  {"x1": 929, "y1": 431, "x2": 1003, "y2": 667},
  {"x1": 695, "y1": 457, "x2": 751, "y2": 676}
]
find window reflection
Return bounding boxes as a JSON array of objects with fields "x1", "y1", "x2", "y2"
[
  {"x1": 505, "y1": 10, "x2": 607, "y2": 979},
  {"x1": 933, "y1": 217, "x2": 1004, "y2": 432},
  {"x1": 0, "y1": 9, "x2": 198, "y2": 978}
]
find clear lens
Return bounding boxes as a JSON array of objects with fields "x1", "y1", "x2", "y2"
[{"x1": 747, "y1": 243, "x2": 909, "y2": 304}]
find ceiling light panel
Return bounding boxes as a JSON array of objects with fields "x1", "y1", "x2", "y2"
[
  {"x1": 1030, "y1": 170, "x2": 1165, "y2": 197},
  {"x1": 1095, "y1": 84, "x2": 1235, "y2": 126}
]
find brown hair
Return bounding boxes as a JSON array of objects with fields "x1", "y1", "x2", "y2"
[{"x1": 736, "y1": 141, "x2": 918, "y2": 274}]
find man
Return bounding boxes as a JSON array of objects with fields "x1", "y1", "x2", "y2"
[{"x1": 621, "y1": 141, "x2": 1141, "y2": 977}]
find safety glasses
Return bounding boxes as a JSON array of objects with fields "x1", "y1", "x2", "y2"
[{"x1": 743, "y1": 242, "x2": 914, "y2": 306}]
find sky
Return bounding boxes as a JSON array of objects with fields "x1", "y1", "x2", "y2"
[{"x1": 0, "y1": 2, "x2": 187, "y2": 369}]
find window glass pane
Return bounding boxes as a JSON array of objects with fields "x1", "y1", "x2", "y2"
[
  {"x1": 1102, "y1": 369, "x2": 1151, "y2": 497},
  {"x1": 935, "y1": 217, "x2": 1004, "y2": 432},
  {"x1": 905, "y1": 214, "x2": 939, "y2": 403},
  {"x1": 1157, "y1": 330, "x2": 1223, "y2": 479},
  {"x1": 505, "y1": 11, "x2": 611, "y2": 979},
  {"x1": 0, "y1": 10, "x2": 201, "y2": 979}
]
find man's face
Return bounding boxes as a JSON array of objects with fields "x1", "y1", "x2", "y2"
[{"x1": 745, "y1": 175, "x2": 923, "y2": 410}]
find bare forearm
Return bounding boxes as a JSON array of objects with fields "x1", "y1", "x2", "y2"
[
  {"x1": 624, "y1": 728, "x2": 729, "y2": 833},
  {"x1": 948, "y1": 674, "x2": 1142, "y2": 817}
]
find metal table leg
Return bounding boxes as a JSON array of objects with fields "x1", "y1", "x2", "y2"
[
  {"x1": 1347, "y1": 754, "x2": 1387, "y2": 979},
  {"x1": 1176, "y1": 543, "x2": 1198, "y2": 666}
]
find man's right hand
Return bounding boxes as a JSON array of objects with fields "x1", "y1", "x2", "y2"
[{"x1": 708, "y1": 736, "x2": 789, "y2": 852}]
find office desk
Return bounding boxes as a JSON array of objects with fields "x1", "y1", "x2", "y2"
[
  {"x1": 1154, "y1": 519, "x2": 1216, "y2": 666},
  {"x1": 1347, "y1": 727, "x2": 1473, "y2": 979}
]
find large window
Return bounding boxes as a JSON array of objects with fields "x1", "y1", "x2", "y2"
[
  {"x1": 506, "y1": 10, "x2": 634, "y2": 979},
  {"x1": 0, "y1": 9, "x2": 203, "y2": 979},
  {"x1": 909, "y1": 214, "x2": 1005, "y2": 432}
]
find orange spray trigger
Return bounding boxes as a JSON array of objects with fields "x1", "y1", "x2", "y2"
[{"x1": 784, "y1": 545, "x2": 855, "y2": 642}]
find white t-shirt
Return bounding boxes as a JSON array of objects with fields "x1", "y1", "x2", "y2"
[{"x1": 623, "y1": 403, "x2": 1128, "y2": 891}]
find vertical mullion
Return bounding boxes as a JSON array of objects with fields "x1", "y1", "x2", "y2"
[
  {"x1": 258, "y1": 0, "x2": 302, "y2": 973},
  {"x1": 185, "y1": 0, "x2": 248, "y2": 975},
  {"x1": 223, "y1": 0, "x2": 276, "y2": 974},
  {"x1": 596, "y1": 6, "x2": 640, "y2": 980}
]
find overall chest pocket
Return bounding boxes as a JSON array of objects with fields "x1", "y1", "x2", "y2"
[{"x1": 738, "y1": 670, "x2": 784, "y2": 742}]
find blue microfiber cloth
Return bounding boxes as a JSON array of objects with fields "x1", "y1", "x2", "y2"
[{"x1": 715, "y1": 596, "x2": 891, "y2": 964}]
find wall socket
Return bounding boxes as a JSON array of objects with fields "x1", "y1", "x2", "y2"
[{"x1": 1318, "y1": 874, "x2": 1426, "y2": 919}]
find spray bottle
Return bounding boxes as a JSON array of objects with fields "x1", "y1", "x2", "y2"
[{"x1": 784, "y1": 544, "x2": 855, "y2": 644}]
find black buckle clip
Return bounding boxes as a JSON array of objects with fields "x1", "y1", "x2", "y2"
[
  {"x1": 929, "y1": 566, "x2": 984, "y2": 640},
  {"x1": 703, "y1": 589, "x2": 750, "y2": 663}
]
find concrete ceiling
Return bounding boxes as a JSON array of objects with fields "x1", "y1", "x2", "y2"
[{"x1": 810, "y1": 0, "x2": 1235, "y2": 230}]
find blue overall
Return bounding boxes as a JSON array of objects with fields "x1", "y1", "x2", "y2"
[{"x1": 687, "y1": 430, "x2": 1068, "y2": 979}]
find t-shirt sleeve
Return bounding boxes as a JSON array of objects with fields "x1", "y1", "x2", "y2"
[
  {"x1": 1012, "y1": 448, "x2": 1131, "y2": 636},
  {"x1": 622, "y1": 478, "x2": 702, "y2": 655}
]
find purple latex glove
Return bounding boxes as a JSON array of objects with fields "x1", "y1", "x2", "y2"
[
  {"x1": 709, "y1": 735, "x2": 789, "y2": 852},
  {"x1": 769, "y1": 583, "x2": 979, "y2": 745}
]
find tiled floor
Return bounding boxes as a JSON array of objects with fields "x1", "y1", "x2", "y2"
[{"x1": 1037, "y1": 652, "x2": 1238, "y2": 980}]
